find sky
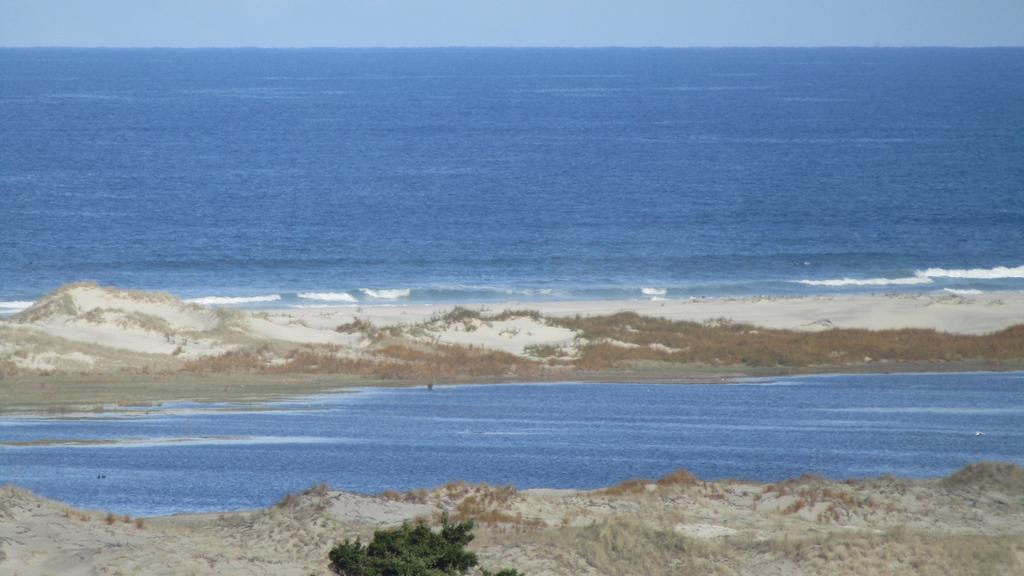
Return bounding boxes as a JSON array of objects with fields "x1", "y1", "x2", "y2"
[{"x1": 1, "y1": 0, "x2": 1022, "y2": 48}]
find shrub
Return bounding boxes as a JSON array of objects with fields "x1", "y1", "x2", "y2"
[{"x1": 328, "y1": 515, "x2": 523, "y2": 576}]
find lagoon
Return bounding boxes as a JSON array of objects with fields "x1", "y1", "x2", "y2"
[{"x1": 2, "y1": 372, "x2": 1022, "y2": 516}]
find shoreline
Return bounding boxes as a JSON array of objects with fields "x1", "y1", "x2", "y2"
[
  {"x1": 2, "y1": 283, "x2": 1023, "y2": 412},
  {"x1": 4, "y1": 362, "x2": 1023, "y2": 415},
  {"x1": 2, "y1": 461, "x2": 1022, "y2": 575},
  {"x1": 0, "y1": 460, "x2": 1014, "y2": 518}
]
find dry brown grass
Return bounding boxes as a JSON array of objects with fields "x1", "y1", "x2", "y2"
[
  {"x1": 655, "y1": 469, "x2": 699, "y2": 489},
  {"x1": 453, "y1": 495, "x2": 522, "y2": 526},
  {"x1": 598, "y1": 469, "x2": 700, "y2": 496},
  {"x1": 181, "y1": 347, "x2": 268, "y2": 372},
  {"x1": 941, "y1": 460, "x2": 1024, "y2": 491},
  {"x1": 597, "y1": 478, "x2": 652, "y2": 496},
  {"x1": 552, "y1": 312, "x2": 1024, "y2": 369},
  {"x1": 545, "y1": 516, "x2": 733, "y2": 576},
  {"x1": 423, "y1": 307, "x2": 546, "y2": 332},
  {"x1": 523, "y1": 343, "x2": 567, "y2": 358},
  {"x1": 749, "y1": 528, "x2": 1024, "y2": 576},
  {"x1": 183, "y1": 341, "x2": 538, "y2": 381},
  {"x1": 275, "y1": 482, "x2": 331, "y2": 509},
  {"x1": 335, "y1": 317, "x2": 378, "y2": 335}
]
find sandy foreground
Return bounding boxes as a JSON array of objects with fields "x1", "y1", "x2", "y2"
[
  {"x1": 1, "y1": 462, "x2": 1022, "y2": 575},
  {"x1": 1, "y1": 283, "x2": 1023, "y2": 409}
]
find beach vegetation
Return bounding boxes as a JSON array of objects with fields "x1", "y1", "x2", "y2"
[
  {"x1": 328, "y1": 515, "x2": 523, "y2": 576},
  {"x1": 655, "y1": 469, "x2": 699, "y2": 489},
  {"x1": 552, "y1": 312, "x2": 1024, "y2": 369},
  {"x1": 335, "y1": 318, "x2": 382, "y2": 338},
  {"x1": 183, "y1": 342, "x2": 537, "y2": 380},
  {"x1": 598, "y1": 477, "x2": 652, "y2": 496},
  {"x1": 522, "y1": 343, "x2": 566, "y2": 358},
  {"x1": 425, "y1": 307, "x2": 546, "y2": 331}
]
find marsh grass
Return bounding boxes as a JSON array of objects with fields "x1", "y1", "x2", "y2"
[
  {"x1": 522, "y1": 343, "x2": 567, "y2": 358},
  {"x1": 184, "y1": 341, "x2": 537, "y2": 381},
  {"x1": 551, "y1": 312, "x2": 1024, "y2": 369}
]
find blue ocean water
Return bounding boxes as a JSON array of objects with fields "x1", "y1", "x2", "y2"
[
  {"x1": 2, "y1": 48, "x2": 1023, "y2": 309},
  {"x1": 2, "y1": 373, "x2": 1022, "y2": 516}
]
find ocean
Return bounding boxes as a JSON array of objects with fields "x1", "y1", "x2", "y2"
[
  {"x1": 2, "y1": 373, "x2": 1022, "y2": 516},
  {"x1": 2, "y1": 48, "x2": 1023, "y2": 310}
]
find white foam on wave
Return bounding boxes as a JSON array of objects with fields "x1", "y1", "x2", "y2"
[
  {"x1": 297, "y1": 292, "x2": 358, "y2": 303},
  {"x1": 917, "y1": 265, "x2": 1024, "y2": 280},
  {"x1": 0, "y1": 300, "x2": 34, "y2": 311},
  {"x1": 360, "y1": 288, "x2": 411, "y2": 300},
  {"x1": 795, "y1": 263, "x2": 1024, "y2": 288},
  {"x1": 493, "y1": 287, "x2": 566, "y2": 296},
  {"x1": 794, "y1": 277, "x2": 933, "y2": 287},
  {"x1": 942, "y1": 288, "x2": 984, "y2": 295},
  {"x1": 185, "y1": 294, "x2": 282, "y2": 305},
  {"x1": 641, "y1": 287, "x2": 668, "y2": 296}
]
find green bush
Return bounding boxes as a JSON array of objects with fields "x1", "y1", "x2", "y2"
[{"x1": 328, "y1": 515, "x2": 523, "y2": 576}]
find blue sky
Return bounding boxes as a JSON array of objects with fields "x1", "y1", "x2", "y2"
[{"x1": 1, "y1": 0, "x2": 1022, "y2": 47}]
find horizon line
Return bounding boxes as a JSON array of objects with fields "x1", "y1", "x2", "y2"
[{"x1": 2, "y1": 44, "x2": 1023, "y2": 50}]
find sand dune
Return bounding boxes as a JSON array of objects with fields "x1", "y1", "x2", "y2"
[
  {"x1": 1, "y1": 462, "x2": 1022, "y2": 575},
  {"x1": 1, "y1": 283, "x2": 1023, "y2": 392}
]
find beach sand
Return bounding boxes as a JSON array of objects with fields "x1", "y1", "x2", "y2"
[
  {"x1": 1, "y1": 462, "x2": 1022, "y2": 575},
  {"x1": 1, "y1": 283, "x2": 1023, "y2": 409}
]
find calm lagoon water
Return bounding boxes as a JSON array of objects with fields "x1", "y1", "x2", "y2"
[{"x1": 2, "y1": 372, "x2": 1022, "y2": 516}]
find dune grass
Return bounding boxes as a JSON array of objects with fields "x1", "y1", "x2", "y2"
[
  {"x1": 550, "y1": 312, "x2": 1024, "y2": 369},
  {"x1": 183, "y1": 342, "x2": 537, "y2": 381},
  {"x1": 183, "y1": 310, "x2": 1024, "y2": 381}
]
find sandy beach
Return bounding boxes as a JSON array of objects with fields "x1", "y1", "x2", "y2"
[
  {"x1": 290, "y1": 290, "x2": 1024, "y2": 336},
  {"x1": 2, "y1": 283, "x2": 1023, "y2": 410}
]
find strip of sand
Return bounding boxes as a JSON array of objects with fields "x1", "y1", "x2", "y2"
[
  {"x1": 2, "y1": 284, "x2": 1022, "y2": 410},
  {"x1": 281, "y1": 290, "x2": 1024, "y2": 335}
]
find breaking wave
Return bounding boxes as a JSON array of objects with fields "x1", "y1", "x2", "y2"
[
  {"x1": 641, "y1": 287, "x2": 668, "y2": 296},
  {"x1": 794, "y1": 277, "x2": 933, "y2": 287},
  {"x1": 297, "y1": 292, "x2": 358, "y2": 303},
  {"x1": 360, "y1": 288, "x2": 411, "y2": 300},
  {"x1": 185, "y1": 294, "x2": 282, "y2": 305},
  {"x1": 0, "y1": 300, "x2": 34, "y2": 311},
  {"x1": 795, "y1": 264, "x2": 1024, "y2": 288},
  {"x1": 917, "y1": 265, "x2": 1024, "y2": 279}
]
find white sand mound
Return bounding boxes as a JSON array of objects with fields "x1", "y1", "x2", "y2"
[
  {"x1": 14, "y1": 282, "x2": 219, "y2": 332},
  {"x1": 1, "y1": 284, "x2": 368, "y2": 367},
  {"x1": 8, "y1": 283, "x2": 224, "y2": 356},
  {"x1": 423, "y1": 316, "x2": 577, "y2": 356}
]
